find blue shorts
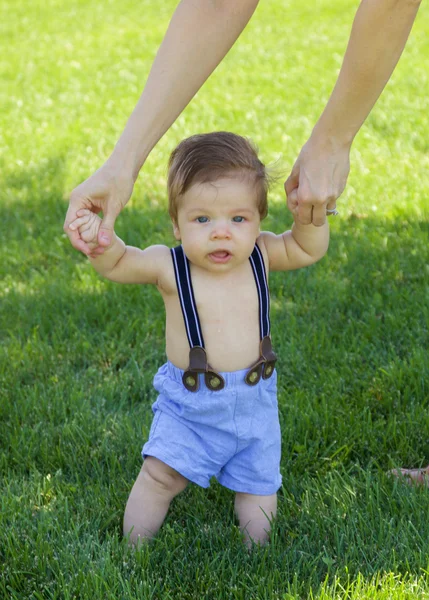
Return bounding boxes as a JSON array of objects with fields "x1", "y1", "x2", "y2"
[{"x1": 142, "y1": 362, "x2": 282, "y2": 495}]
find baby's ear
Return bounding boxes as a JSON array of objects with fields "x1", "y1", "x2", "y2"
[{"x1": 172, "y1": 221, "x2": 181, "y2": 241}]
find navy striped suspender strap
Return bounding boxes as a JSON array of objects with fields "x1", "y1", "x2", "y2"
[
  {"x1": 170, "y1": 244, "x2": 270, "y2": 348},
  {"x1": 171, "y1": 245, "x2": 205, "y2": 349},
  {"x1": 249, "y1": 244, "x2": 271, "y2": 340}
]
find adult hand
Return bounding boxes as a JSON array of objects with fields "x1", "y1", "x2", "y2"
[
  {"x1": 285, "y1": 136, "x2": 351, "y2": 226},
  {"x1": 64, "y1": 162, "x2": 135, "y2": 255}
]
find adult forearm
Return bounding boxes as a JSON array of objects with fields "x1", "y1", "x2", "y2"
[
  {"x1": 312, "y1": 0, "x2": 422, "y2": 146},
  {"x1": 110, "y1": 0, "x2": 259, "y2": 180}
]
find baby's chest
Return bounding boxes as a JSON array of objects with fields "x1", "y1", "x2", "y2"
[{"x1": 194, "y1": 279, "x2": 260, "y2": 333}]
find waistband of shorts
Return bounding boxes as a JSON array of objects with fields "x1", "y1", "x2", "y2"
[{"x1": 164, "y1": 360, "x2": 257, "y2": 387}]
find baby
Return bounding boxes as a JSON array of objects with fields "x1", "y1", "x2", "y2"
[{"x1": 69, "y1": 131, "x2": 330, "y2": 546}]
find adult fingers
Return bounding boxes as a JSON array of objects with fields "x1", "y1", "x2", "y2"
[
  {"x1": 311, "y1": 203, "x2": 327, "y2": 227},
  {"x1": 67, "y1": 225, "x2": 92, "y2": 255},
  {"x1": 64, "y1": 202, "x2": 91, "y2": 255},
  {"x1": 287, "y1": 188, "x2": 299, "y2": 214},
  {"x1": 313, "y1": 191, "x2": 337, "y2": 226},
  {"x1": 284, "y1": 165, "x2": 299, "y2": 202},
  {"x1": 295, "y1": 189, "x2": 314, "y2": 226},
  {"x1": 97, "y1": 208, "x2": 119, "y2": 248},
  {"x1": 285, "y1": 181, "x2": 300, "y2": 215}
]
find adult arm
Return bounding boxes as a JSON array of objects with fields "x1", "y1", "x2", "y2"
[
  {"x1": 64, "y1": 0, "x2": 259, "y2": 255},
  {"x1": 285, "y1": 0, "x2": 423, "y2": 226}
]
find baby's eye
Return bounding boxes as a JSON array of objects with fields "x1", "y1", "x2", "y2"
[
  {"x1": 232, "y1": 216, "x2": 245, "y2": 223},
  {"x1": 196, "y1": 216, "x2": 209, "y2": 223}
]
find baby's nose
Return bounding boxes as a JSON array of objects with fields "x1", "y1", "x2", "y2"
[{"x1": 211, "y1": 222, "x2": 231, "y2": 239}]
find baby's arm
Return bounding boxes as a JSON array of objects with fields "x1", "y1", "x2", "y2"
[
  {"x1": 258, "y1": 213, "x2": 330, "y2": 272},
  {"x1": 68, "y1": 209, "x2": 169, "y2": 285}
]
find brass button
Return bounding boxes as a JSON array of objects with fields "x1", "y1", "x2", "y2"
[
  {"x1": 210, "y1": 377, "x2": 221, "y2": 388},
  {"x1": 265, "y1": 366, "x2": 272, "y2": 376},
  {"x1": 249, "y1": 371, "x2": 258, "y2": 383},
  {"x1": 185, "y1": 376, "x2": 196, "y2": 387}
]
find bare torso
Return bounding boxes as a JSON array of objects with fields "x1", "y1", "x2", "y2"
[{"x1": 159, "y1": 246, "x2": 268, "y2": 372}]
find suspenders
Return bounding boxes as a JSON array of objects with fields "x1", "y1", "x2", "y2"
[{"x1": 171, "y1": 244, "x2": 277, "y2": 392}]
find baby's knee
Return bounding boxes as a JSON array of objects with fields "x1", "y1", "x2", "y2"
[{"x1": 142, "y1": 456, "x2": 188, "y2": 498}]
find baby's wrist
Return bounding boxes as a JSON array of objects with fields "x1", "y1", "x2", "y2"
[{"x1": 98, "y1": 232, "x2": 120, "y2": 253}]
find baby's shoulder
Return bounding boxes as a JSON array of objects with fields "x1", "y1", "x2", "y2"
[
  {"x1": 153, "y1": 244, "x2": 177, "y2": 295},
  {"x1": 255, "y1": 234, "x2": 270, "y2": 276}
]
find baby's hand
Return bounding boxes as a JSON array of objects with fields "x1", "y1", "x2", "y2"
[{"x1": 68, "y1": 209, "x2": 102, "y2": 251}]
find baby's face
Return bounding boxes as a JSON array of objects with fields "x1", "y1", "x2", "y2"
[{"x1": 173, "y1": 176, "x2": 261, "y2": 273}]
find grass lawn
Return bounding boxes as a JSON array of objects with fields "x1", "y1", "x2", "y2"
[{"x1": 1, "y1": 0, "x2": 429, "y2": 598}]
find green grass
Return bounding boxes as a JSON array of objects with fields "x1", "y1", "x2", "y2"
[{"x1": 1, "y1": 0, "x2": 429, "y2": 598}]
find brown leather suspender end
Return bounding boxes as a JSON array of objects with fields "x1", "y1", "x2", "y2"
[
  {"x1": 244, "y1": 336, "x2": 277, "y2": 386},
  {"x1": 182, "y1": 346, "x2": 226, "y2": 392}
]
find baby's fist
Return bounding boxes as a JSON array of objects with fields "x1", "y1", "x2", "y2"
[{"x1": 68, "y1": 209, "x2": 101, "y2": 249}]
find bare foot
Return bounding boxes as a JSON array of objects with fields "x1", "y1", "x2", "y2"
[{"x1": 389, "y1": 465, "x2": 429, "y2": 487}]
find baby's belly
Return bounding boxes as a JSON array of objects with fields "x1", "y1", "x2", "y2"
[{"x1": 166, "y1": 325, "x2": 261, "y2": 372}]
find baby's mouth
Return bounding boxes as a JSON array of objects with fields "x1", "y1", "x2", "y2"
[
  {"x1": 211, "y1": 251, "x2": 229, "y2": 258},
  {"x1": 208, "y1": 250, "x2": 232, "y2": 263}
]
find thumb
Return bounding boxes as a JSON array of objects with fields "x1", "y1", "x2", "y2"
[
  {"x1": 284, "y1": 164, "x2": 299, "y2": 197},
  {"x1": 98, "y1": 211, "x2": 117, "y2": 247},
  {"x1": 286, "y1": 188, "x2": 299, "y2": 215}
]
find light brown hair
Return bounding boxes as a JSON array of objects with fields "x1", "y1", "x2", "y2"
[{"x1": 167, "y1": 131, "x2": 270, "y2": 222}]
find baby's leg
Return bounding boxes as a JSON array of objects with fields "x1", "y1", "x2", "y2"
[
  {"x1": 234, "y1": 492, "x2": 277, "y2": 547},
  {"x1": 123, "y1": 456, "x2": 188, "y2": 545}
]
